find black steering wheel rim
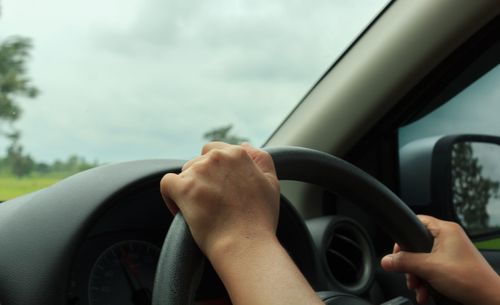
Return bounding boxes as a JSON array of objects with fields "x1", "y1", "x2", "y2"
[{"x1": 152, "y1": 146, "x2": 436, "y2": 305}]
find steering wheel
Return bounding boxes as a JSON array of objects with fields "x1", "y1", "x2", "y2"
[{"x1": 151, "y1": 146, "x2": 456, "y2": 305}]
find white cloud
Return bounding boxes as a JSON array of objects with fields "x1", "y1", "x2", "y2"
[{"x1": 1, "y1": 0, "x2": 388, "y2": 163}]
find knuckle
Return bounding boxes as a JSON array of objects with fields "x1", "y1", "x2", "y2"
[
  {"x1": 207, "y1": 148, "x2": 224, "y2": 162},
  {"x1": 228, "y1": 146, "x2": 250, "y2": 160},
  {"x1": 193, "y1": 160, "x2": 211, "y2": 175},
  {"x1": 444, "y1": 220, "x2": 463, "y2": 233},
  {"x1": 182, "y1": 160, "x2": 192, "y2": 172},
  {"x1": 213, "y1": 148, "x2": 226, "y2": 159},
  {"x1": 201, "y1": 143, "x2": 213, "y2": 154},
  {"x1": 259, "y1": 149, "x2": 272, "y2": 160},
  {"x1": 232, "y1": 145, "x2": 247, "y2": 155},
  {"x1": 204, "y1": 146, "x2": 251, "y2": 166}
]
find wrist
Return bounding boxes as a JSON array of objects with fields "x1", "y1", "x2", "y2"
[
  {"x1": 206, "y1": 233, "x2": 323, "y2": 305},
  {"x1": 206, "y1": 231, "x2": 279, "y2": 264}
]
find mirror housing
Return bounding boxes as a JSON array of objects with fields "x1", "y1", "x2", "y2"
[{"x1": 400, "y1": 134, "x2": 500, "y2": 239}]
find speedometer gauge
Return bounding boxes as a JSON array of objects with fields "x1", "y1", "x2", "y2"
[{"x1": 88, "y1": 240, "x2": 160, "y2": 305}]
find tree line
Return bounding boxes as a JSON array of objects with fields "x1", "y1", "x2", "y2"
[
  {"x1": 0, "y1": 130, "x2": 97, "y2": 178},
  {"x1": 0, "y1": 145, "x2": 98, "y2": 178},
  {"x1": 0, "y1": 122, "x2": 244, "y2": 178}
]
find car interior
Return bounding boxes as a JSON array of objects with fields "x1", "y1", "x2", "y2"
[{"x1": 0, "y1": 0, "x2": 499, "y2": 305}]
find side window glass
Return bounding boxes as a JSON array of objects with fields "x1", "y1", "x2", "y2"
[{"x1": 399, "y1": 64, "x2": 500, "y2": 250}]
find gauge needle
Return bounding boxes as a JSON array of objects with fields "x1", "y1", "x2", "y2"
[{"x1": 117, "y1": 248, "x2": 152, "y2": 305}]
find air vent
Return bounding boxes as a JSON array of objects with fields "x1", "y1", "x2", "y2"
[
  {"x1": 306, "y1": 216, "x2": 375, "y2": 295},
  {"x1": 323, "y1": 219, "x2": 374, "y2": 294},
  {"x1": 326, "y1": 226, "x2": 364, "y2": 286}
]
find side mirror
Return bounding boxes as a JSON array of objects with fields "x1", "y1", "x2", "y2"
[{"x1": 400, "y1": 135, "x2": 500, "y2": 239}]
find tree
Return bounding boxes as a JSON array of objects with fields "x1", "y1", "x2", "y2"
[
  {"x1": 451, "y1": 142, "x2": 500, "y2": 232},
  {"x1": 4, "y1": 132, "x2": 35, "y2": 177},
  {"x1": 0, "y1": 36, "x2": 39, "y2": 137},
  {"x1": 203, "y1": 124, "x2": 249, "y2": 145}
]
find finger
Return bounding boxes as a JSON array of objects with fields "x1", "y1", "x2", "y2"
[
  {"x1": 417, "y1": 215, "x2": 438, "y2": 226},
  {"x1": 417, "y1": 215, "x2": 441, "y2": 238},
  {"x1": 406, "y1": 273, "x2": 421, "y2": 290},
  {"x1": 241, "y1": 143, "x2": 276, "y2": 176},
  {"x1": 393, "y1": 243, "x2": 401, "y2": 254},
  {"x1": 415, "y1": 285, "x2": 428, "y2": 304},
  {"x1": 182, "y1": 154, "x2": 207, "y2": 172},
  {"x1": 202, "y1": 141, "x2": 233, "y2": 155},
  {"x1": 380, "y1": 251, "x2": 430, "y2": 276},
  {"x1": 160, "y1": 173, "x2": 181, "y2": 215},
  {"x1": 405, "y1": 273, "x2": 410, "y2": 289}
]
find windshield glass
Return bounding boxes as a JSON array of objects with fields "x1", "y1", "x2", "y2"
[{"x1": 0, "y1": 0, "x2": 389, "y2": 200}]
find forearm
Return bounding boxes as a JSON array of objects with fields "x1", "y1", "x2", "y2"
[
  {"x1": 208, "y1": 234, "x2": 324, "y2": 305},
  {"x1": 465, "y1": 273, "x2": 500, "y2": 305}
]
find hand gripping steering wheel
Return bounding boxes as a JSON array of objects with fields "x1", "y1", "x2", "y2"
[{"x1": 152, "y1": 146, "x2": 459, "y2": 305}]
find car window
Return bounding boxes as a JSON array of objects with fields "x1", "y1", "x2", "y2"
[
  {"x1": 399, "y1": 65, "x2": 500, "y2": 146},
  {"x1": 399, "y1": 64, "x2": 500, "y2": 249},
  {"x1": 0, "y1": 0, "x2": 390, "y2": 201}
]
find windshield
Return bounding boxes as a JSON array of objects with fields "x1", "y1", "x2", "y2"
[{"x1": 0, "y1": 0, "x2": 389, "y2": 200}]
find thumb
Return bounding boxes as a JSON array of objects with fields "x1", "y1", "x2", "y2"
[{"x1": 381, "y1": 251, "x2": 431, "y2": 278}]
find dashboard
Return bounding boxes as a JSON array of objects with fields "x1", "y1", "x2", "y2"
[
  {"x1": 0, "y1": 153, "x2": 410, "y2": 305},
  {"x1": 63, "y1": 179, "x2": 318, "y2": 305},
  {"x1": 66, "y1": 185, "x2": 168, "y2": 305}
]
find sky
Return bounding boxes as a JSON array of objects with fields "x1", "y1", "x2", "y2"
[
  {"x1": 399, "y1": 65, "x2": 500, "y2": 146},
  {"x1": 0, "y1": 0, "x2": 388, "y2": 163}
]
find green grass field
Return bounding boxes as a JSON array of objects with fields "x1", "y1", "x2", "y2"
[
  {"x1": 0, "y1": 175, "x2": 63, "y2": 201},
  {"x1": 475, "y1": 238, "x2": 500, "y2": 250}
]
